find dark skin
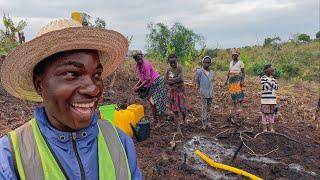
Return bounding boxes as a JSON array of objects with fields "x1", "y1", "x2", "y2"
[
  {"x1": 265, "y1": 67, "x2": 275, "y2": 77},
  {"x1": 202, "y1": 58, "x2": 211, "y2": 71},
  {"x1": 168, "y1": 57, "x2": 177, "y2": 69},
  {"x1": 33, "y1": 50, "x2": 104, "y2": 131}
]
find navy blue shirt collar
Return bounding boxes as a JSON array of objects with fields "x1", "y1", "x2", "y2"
[{"x1": 34, "y1": 106, "x2": 99, "y2": 144}]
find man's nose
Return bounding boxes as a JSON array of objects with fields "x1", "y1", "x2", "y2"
[{"x1": 78, "y1": 76, "x2": 100, "y2": 97}]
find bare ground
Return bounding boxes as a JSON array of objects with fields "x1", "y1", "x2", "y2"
[{"x1": 0, "y1": 60, "x2": 319, "y2": 179}]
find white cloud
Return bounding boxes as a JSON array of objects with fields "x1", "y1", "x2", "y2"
[{"x1": 0, "y1": 0, "x2": 318, "y2": 50}]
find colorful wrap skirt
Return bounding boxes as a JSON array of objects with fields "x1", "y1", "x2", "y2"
[
  {"x1": 228, "y1": 75, "x2": 244, "y2": 102},
  {"x1": 167, "y1": 86, "x2": 190, "y2": 113}
]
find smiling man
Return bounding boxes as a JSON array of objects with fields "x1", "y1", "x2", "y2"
[{"x1": 0, "y1": 19, "x2": 143, "y2": 180}]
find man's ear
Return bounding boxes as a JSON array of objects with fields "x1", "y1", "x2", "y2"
[{"x1": 33, "y1": 75, "x2": 43, "y2": 96}]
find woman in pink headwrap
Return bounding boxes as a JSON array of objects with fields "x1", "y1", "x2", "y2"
[{"x1": 225, "y1": 48, "x2": 245, "y2": 112}]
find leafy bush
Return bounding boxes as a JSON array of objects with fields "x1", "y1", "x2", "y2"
[
  {"x1": 263, "y1": 36, "x2": 281, "y2": 47},
  {"x1": 205, "y1": 48, "x2": 219, "y2": 58},
  {"x1": 247, "y1": 61, "x2": 281, "y2": 79},
  {"x1": 298, "y1": 34, "x2": 311, "y2": 42},
  {"x1": 279, "y1": 63, "x2": 300, "y2": 79},
  {"x1": 212, "y1": 59, "x2": 229, "y2": 71},
  {"x1": 316, "y1": 31, "x2": 320, "y2": 39}
]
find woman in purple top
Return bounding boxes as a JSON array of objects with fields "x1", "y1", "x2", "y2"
[{"x1": 132, "y1": 51, "x2": 167, "y2": 126}]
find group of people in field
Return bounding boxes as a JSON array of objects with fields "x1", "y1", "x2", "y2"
[{"x1": 132, "y1": 48, "x2": 279, "y2": 135}]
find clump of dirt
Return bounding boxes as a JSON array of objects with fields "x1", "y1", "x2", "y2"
[{"x1": 0, "y1": 60, "x2": 319, "y2": 179}]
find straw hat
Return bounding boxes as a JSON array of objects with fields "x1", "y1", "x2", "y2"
[{"x1": 0, "y1": 19, "x2": 128, "y2": 102}]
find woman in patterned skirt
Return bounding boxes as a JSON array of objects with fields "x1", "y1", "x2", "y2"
[
  {"x1": 225, "y1": 48, "x2": 245, "y2": 112},
  {"x1": 164, "y1": 54, "x2": 190, "y2": 135},
  {"x1": 132, "y1": 51, "x2": 167, "y2": 127}
]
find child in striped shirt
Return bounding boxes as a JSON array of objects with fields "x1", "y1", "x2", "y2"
[{"x1": 260, "y1": 64, "x2": 278, "y2": 132}]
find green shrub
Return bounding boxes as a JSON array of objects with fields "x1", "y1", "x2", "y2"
[
  {"x1": 279, "y1": 63, "x2": 300, "y2": 79},
  {"x1": 316, "y1": 31, "x2": 320, "y2": 39},
  {"x1": 247, "y1": 60, "x2": 265, "y2": 75},
  {"x1": 213, "y1": 59, "x2": 229, "y2": 71},
  {"x1": 247, "y1": 61, "x2": 281, "y2": 79}
]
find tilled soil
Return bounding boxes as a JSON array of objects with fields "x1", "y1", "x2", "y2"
[{"x1": 0, "y1": 60, "x2": 319, "y2": 179}]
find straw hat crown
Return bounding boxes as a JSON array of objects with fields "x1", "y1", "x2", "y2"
[{"x1": 36, "y1": 19, "x2": 82, "y2": 37}]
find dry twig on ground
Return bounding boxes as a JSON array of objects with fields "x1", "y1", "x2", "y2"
[
  {"x1": 254, "y1": 131, "x2": 300, "y2": 143},
  {"x1": 214, "y1": 128, "x2": 235, "y2": 137},
  {"x1": 169, "y1": 133, "x2": 183, "y2": 151},
  {"x1": 239, "y1": 131, "x2": 279, "y2": 157}
]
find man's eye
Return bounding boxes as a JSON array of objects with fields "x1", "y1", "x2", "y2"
[
  {"x1": 62, "y1": 72, "x2": 78, "y2": 79},
  {"x1": 66, "y1": 72, "x2": 77, "y2": 76}
]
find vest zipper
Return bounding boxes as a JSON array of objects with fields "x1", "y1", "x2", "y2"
[{"x1": 72, "y1": 132, "x2": 86, "y2": 180}]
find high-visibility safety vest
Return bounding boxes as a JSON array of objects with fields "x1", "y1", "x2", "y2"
[{"x1": 8, "y1": 119, "x2": 131, "y2": 180}]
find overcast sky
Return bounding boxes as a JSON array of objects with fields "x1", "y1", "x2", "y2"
[{"x1": 0, "y1": 0, "x2": 318, "y2": 50}]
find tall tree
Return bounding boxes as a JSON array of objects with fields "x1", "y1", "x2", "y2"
[
  {"x1": 146, "y1": 22, "x2": 171, "y2": 59},
  {"x1": 263, "y1": 36, "x2": 281, "y2": 47},
  {"x1": 146, "y1": 22, "x2": 204, "y2": 63},
  {"x1": 170, "y1": 22, "x2": 203, "y2": 59},
  {"x1": 297, "y1": 33, "x2": 311, "y2": 42}
]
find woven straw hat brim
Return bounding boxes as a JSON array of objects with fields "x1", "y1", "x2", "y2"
[{"x1": 1, "y1": 27, "x2": 128, "y2": 102}]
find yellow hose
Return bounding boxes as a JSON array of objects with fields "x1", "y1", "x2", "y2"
[{"x1": 194, "y1": 150, "x2": 263, "y2": 180}]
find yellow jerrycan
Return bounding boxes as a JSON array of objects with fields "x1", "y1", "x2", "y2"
[
  {"x1": 114, "y1": 110, "x2": 135, "y2": 137},
  {"x1": 127, "y1": 104, "x2": 145, "y2": 126}
]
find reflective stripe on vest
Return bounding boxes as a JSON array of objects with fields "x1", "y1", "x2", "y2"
[{"x1": 8, "y1": 119, "x2": 131, "y2": 180}]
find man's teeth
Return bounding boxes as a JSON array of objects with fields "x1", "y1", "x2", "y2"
[{"x1": 72, "y1": 102, "x2": 95, "y2": 108}]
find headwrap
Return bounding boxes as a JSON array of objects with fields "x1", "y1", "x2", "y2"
[
  {"x1": 132, "y1": 50, "x2": 143, "y2": 58},
  {"x1": 231, "y1": 48, "x2": 240, "y2": 55},
  {"x1": 202, "y1": 56, "x2": 212, "y2": 63}
]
